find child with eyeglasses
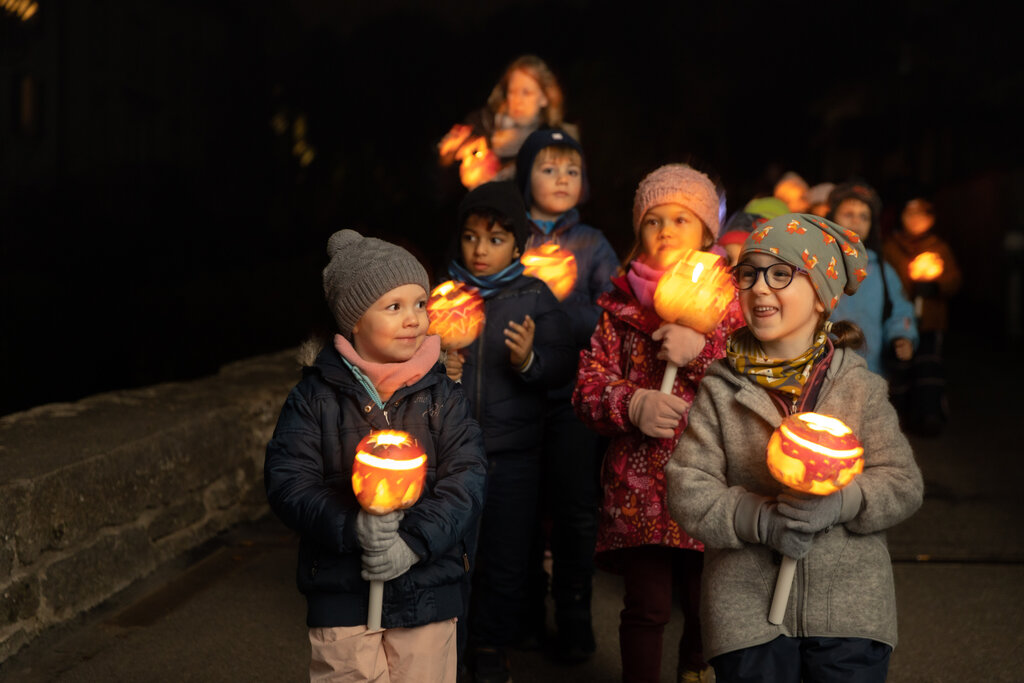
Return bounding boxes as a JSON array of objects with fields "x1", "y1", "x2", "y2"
[{"x1": 666, "y1": 213, "x2": 923, "y2": 682}]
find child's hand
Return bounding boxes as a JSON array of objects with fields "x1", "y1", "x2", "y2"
[
  {"x1": 627, "y1": 388, "x2": 688, "y2": 439},
  {"x1": 355, "y1": 510, "x2": 404, "y2": 552},
  {"x1": 505, "y1": 315, "x2": 536, "y2": 370},
  {"x1": 652, "y1": 324, "x2": 706, "y2": 367},
  {"x1": 892, "y1": 337, "x2": 913, "y2": 361},
  {"x1": 444, "y1": 349, "x2": 465, "y2": 382}
]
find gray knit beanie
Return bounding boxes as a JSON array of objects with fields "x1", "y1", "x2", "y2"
[
  {"x1": 322, "y1": 230, "x2": 430, "y2": 337},
  {"x1": 632, "y1": 164, "x2": 720, "y2": 238}
]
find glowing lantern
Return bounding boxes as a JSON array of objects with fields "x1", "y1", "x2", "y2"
[
  {"x1": 764, "y1": 412, "x2": 864, "y2": 624},
  {"x1": 521, "y1": 243, "x2": 578, "y2": 301},
  {"x1": 438, "y1": 123, "x2": 473, "y2": 165},
  {"x1": 907, "y1": 251, "x2": 944, "y2": 281},
  {"x1": 456, "y1": 136, "x2": 500, "y2": 190},
  {"x1": 352, "y1": 429, "x2": 428, "y2": 630},
  {"x1": 427, "y1": 280, "x2": 486, "y2": 350},
  {"x1": 652, "y1": 250, "x2": 735, "y2": 393}
]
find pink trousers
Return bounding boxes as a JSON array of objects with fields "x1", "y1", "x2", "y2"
[{"x1": 309, "y1": 618, "x2": 457, "y2": 683}]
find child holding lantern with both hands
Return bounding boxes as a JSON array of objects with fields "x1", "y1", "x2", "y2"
[
  {"x1": 443, "y1": 180, "x2": 576, "y2": 683},
  {"x1": 265, "y1": 230, "x2": 487, "y2": 682},
  {"x1": 572, "y1": 164, "x2": 745, "y2": 683},
  {"x1": 666, "y1": 214, "x2": 924, "y2": 682}
]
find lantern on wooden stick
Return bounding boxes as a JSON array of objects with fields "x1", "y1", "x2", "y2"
[
  {"x1": 764, "y1": 412, "x2": 864, "y2": 624},
  {"x1": 652, "y1": 249, "x2": 735, "y2": 393},
  {"x1": 427, "y1": 280, "x2": 486, "y2": 350},
  {"x1": 907, "y1": 251, "x2": 944, "y2": 318},
  {"x1": 455, "y1": 136, "x2": 500, "y2": 189},
  {"x1": 352, "y1": 429, "x2": 428, "y2": 630},
  {"x1": 521, "y1": 243, "x2": 578, "y2": 301}
]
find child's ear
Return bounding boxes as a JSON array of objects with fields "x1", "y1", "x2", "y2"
[{"x1": 513, "y1": 246, "x2": 521, "y2": 259}]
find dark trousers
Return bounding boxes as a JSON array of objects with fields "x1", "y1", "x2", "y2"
[
  {"x1": 616, "y1": 545, "x2": 705, "y2": 683},
  {"x1": 468, "y1": 448, "x2": 542, "y2": 647},
  {"x1": 711, "y1": 635, "x2": 891, "y2": 683},
  {"x1": 889, "y1": 330, "x2": 947, "y2": 435},
  {"x1": 526, "y1": 401, "x2": 603, "y2": 634}
]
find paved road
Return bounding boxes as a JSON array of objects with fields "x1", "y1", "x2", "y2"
[{"x1": 3, "y1": 334, "x2": 1022, "y2": 682}]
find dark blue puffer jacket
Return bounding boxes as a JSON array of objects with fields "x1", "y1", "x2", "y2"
[
  {"x1": 264, "y1": 346, "x2": 487, "y2": 629},
  {"x1": 458, "y1": 274, "x2": 575, "y2": 455}
]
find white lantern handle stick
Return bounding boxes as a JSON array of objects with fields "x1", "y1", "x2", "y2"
[
  {"x1": 659, "y1": 361, "x2": 679, "y2": 394},
  {"x1": 768, "y1": 556, "x2": 797, "y2": 624},
  {"x1": 367, "y1": 579, "x2": 384, "y2": 631}
]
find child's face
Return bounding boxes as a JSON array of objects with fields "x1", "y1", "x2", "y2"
[
  {"x1": 639, "y1": 203, "x2": 706, "y2": 270},
  {"x1": 774, "y1": 180, "x2": 810, "y2": 213},
  {"x1": 352, "y1": 284, "x2": 429, "y2": 364},
  {"x1": 833, "y1": 198, "x2": 872, "y2": 241},
  {"x1": 506, "y1": 69, "x2": 547, "y2": 124},
  {"x1": 529, "y1": 149, "x2": 582, "y2": 221},
  {"x1": 461, "y1": 214, "x2": 520, "y2": 277},
  {"x1": 902, "y1": 201, "x2": 935, "y2": 237},
  {"x1": 738, "y1": 252, "x2": 825, "y2": 361}
]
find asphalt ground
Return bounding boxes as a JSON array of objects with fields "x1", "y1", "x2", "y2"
[{"x1": 3, "y1": 333, "x2": 1022, "y2": 682}]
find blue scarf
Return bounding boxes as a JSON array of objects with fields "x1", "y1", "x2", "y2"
[{"x1": 448, "y1": 259, "x2": 525, "y2": 299}]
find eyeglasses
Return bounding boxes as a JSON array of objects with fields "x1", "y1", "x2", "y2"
[{"x1": 731, "y1": 263, "x2": 806, "y2": 290}]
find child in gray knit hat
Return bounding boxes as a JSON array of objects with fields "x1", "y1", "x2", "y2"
[
  {"x1": 667, "y1": 213, "x2": 923, "y2": 682},
  {"x1": 265, "y1": 229, "x2": 487, "y2": 681}
]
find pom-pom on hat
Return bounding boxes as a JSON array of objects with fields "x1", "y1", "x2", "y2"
[
  {"x1": 457, "y1": 180, "x2": 531, "y2": 253},
  {"x1": 632, "y1": 164, "x2": 720, "y2": 239},
  {"x1": 322, "y1": 229, "x2": 430, "y2": 337},
  {"x1": 514, "y1": 128, "x2": 589, "y2": 208},
  {"x1": 740, "y1": 213, "x2": 869, "y2": 314}
]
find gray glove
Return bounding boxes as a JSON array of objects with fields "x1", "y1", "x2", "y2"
[
  {"x1": 758, "y1": 503, "x2": 813, "y2": 559},
  {"x1": 361, "y1": 536, "x2": 420, "y2": 582},
  {"x1": 777, "y1": 481, "x2": 862, "y2": 534},
  {"x1": 355, "y1": 509, "x2": 404, "y2": 553}
]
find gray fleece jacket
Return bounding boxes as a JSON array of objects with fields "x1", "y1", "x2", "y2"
[{"x1": 666, "y1": 347, "x2": 923, "y2": 660}]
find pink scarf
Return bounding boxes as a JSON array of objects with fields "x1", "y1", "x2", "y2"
[
  {"x1": 626, "y1": 259, "x2": 665, "y2": 308},
  {"x1": 334, "y1": 334, "x2": 441, "y2": 401}
]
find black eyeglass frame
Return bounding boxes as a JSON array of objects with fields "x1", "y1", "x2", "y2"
[{"x1": 730, "y1": 262, "x2": 808, "y2": 291}]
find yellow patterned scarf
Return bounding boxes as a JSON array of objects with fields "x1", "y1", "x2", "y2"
[{"x1": 727, "y1": 326, "x2": 830, "y2": 402}]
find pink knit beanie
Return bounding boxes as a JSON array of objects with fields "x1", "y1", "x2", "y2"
[{"x1": 632, "y1": 164, "x2": 721, "y2": 238}]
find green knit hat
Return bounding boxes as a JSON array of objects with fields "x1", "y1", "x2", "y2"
[{"x1": 740, "y1": 213, "x2": 869, "y2": 314}]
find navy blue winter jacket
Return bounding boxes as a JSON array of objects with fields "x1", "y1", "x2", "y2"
[
  {"x1": 458, "y1": 274, "x2": 574, "y2": 454},
  {"x1": 264, "y1": 345, "x2": 487, "y2": 629}
]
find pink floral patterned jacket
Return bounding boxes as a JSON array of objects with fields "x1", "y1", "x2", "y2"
[{"x1": 572, "y1": 274, "x2": 745, "y2": 556}]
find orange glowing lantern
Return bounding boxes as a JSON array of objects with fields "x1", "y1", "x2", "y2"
[
  {"x1": 352, "y1": 430, "x2": 428, "y2": 515},
  {"x1": 352, "y1": 429, "x2": 428, "y2": 631},
  {"x1": 427, "y1": 280, "x2": 487, "y2": 350},
  {"x1": 520, "y1": 243, "x2": 578, "y2": 301},
  {"x1": 907, "y1": 251, "x2": 944, "y2": 281},
  {"x1": 764, "y1": 412, "x2": 864, "y2": 624},
  {"x1": 652, "y1": 249, "x2": 735, "y2": 392},
  {"x1": 456, "y1": 136, "x2": 500, "y2": 189},
  {"x1": 438, "y1": 123, "x2": 473, "y2": 165}
]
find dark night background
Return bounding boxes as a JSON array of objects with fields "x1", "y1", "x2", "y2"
[{"x1": 2, "y1": 1, "x2": 1020, "y2": 416}]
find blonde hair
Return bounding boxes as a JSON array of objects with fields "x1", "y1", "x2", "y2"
[
  {"x1": 487, "y1": 55, "x2": 565, "y2": 127},
  {"x1": 532, "y1": 144, "x2": 582, "y2": 168}
]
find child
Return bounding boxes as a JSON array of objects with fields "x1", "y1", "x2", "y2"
[
  {"x1": 440, "y1": 55, "x2": 579, "y2": 184},
  {"x1": 828, "y1": 181, "x2": 918, "y2": 377},
  {"x1": 513, "y1": 129, "x2": 620, "y2": 662},
  {"x1": 572, "y1": 164, "x2": 745, "y2": 683},
  {"x1": 264, "y1": 230, "x2": 488, "y2": 683},
  {"x1": 444, "y1": 180, "x2": 576, "y2": 683},
  {"x1": 884, "y1": 197, "x2": 962, "y2": 435},
  {"x1": 666, "y1": 213, "x2": 924, "y2": 682}
]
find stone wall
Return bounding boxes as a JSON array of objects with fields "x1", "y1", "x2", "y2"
[{"x1": 0, "y1": 349, "x2": 300, "y2": 663}]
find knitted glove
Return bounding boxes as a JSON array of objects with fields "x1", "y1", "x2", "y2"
[
  {"x1": 355, "y1": 510, "x2": 404, "y2": 553},
  {"x1": 758, "y1": 502, "x2": 813, "y2": 559},
  {"x1": 777, "y1": 482, "x2": 863, "y2": 535},
  {"x1": 628, "y1": 388, "x2": 688, "y2": 439},
  {"x1": 652, "y1": 323, "x2": 706, "y2": 367},
  {"x1": 361, "y1": 536, "x2": 420, "y2": 582}
]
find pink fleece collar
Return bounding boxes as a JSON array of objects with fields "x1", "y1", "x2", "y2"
[
  {"x1": 626, "y1": 259, "x2": 665, "y2": 308},
  {"x1": 334, "y1": 334, "x2": 441, "y2": 401}
]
